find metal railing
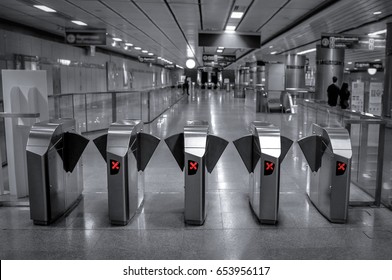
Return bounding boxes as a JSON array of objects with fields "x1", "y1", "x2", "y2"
[{"x1": 298, "y1": 99, "x2": 390, "y2": 209}]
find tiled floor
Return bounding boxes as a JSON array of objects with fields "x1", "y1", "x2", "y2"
[{"x1": 1, "y1": 89, "x2": 392, "y2": 260}]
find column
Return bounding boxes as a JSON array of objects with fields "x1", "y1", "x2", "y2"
[
  {"x1": 382, "y1": 22, "x2": 392, "y2": 117},
  {"x1": 315, "y1": 44, "x2": 345, "y2": 101},
  {"x1": 285, "y1": 54, "x2": 306, "y2": 89}
]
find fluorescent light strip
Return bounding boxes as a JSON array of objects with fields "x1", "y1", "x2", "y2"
[
  {"x1": 231, "y1": 12, "x2": 244, "y2": 19},
  {"x1": 71, "y1": 20, "x2": 87, "y2": 26},
  {"x1": 134, "y1": 47, "x2": 141, "y2": 50},
  {"x1": 176, "y1": 65, "x2": 184, "y2": 69},
  {"x1": 368, "y1": 29, "x2": 387, "y2": 36},
  {"x1": 142, "y1": 50, "x2": 148, "y2": 53},
  {"x1": 270, "y1": 51, "x2": 277, "y2": 55},
  {"x1": 218, "y1": 46, "x2": 224, "y2": 49},
  {"x1": 112, "y1": 38, "x2": 122, "y2": 42},
  {"x1": 217, "y1": 49, "x2": 223, "y2": 53},
  {"x1": 34, "y1": 5, "x2": 56, "y2": 13},
  {"x1": 373, "y1": 11, "x2": 382, "y2": 15},
  {"x1": 297, "y1": 48, "x2": 316, "y2": 55},
  {"x1": 125, "y1": 43, "x2": 133, "y2": 46},
  {"x1": 148, "y1": 53, "x2": 153, "y2": 56},
  {"x1": 225, "y1": 25, "x2": 236, "y2": 31}
]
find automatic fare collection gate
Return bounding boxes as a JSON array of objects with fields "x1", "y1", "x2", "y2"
[
  {"x1": 298, "y1": 123, "x2": 352, "y2": 223},
  {"x1": 233, "y1": 121, "x2": 293, "y2": 224},
  {"x1": 165, "y1": 120, "x2": 228, "y2": 225},
  {"x1": 94, "y1": 120, "x2": 160, "y2": 225}
]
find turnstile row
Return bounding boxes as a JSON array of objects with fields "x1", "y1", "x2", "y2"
[{"x1": 26, "y1": 119, "x2": 352, "y2": 226}]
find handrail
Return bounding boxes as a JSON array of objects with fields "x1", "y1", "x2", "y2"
[{"x1": 0, "y1": 113, "x2": 40, "y2": 118}]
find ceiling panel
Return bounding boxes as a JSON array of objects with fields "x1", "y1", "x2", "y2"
[{"x1": 201, "y1": 0, "x2": 233, "y2": 31}]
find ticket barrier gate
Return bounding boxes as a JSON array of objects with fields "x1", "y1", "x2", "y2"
[
  {"x1": 93, "y1": 120, "x2": 160, "y2": 225},
  {"x1": 298, "y1": 124, "x2": 352, "y2": 223},
  {"x1": 165, "y1": 121, "x2": 228, "y2": 225},
  {"x1": 233, "y1": 122, "x2": 293, "y2": 224},
  {"x1": 26, "y1": 119, "x2": 89, "y2": 225}
]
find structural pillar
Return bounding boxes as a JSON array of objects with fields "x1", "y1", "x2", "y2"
[
  {"x1": 285, "y1": 54, "x2": 306, "y2": 89},
  {"x1": 315, "y1": 44, "x2": 345, "y2": 101},
  {"x1": 382, "y1": 22, "x2": 392, "y2": 117}
]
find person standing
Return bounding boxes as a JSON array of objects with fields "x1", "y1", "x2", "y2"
[
  {"x1": 183, "y1": 76, "x2": 189, "y2": 95},
  {"x1": 327, "y1": 76, "x2": 340, "y2": 106},
  {"x1": 339, "y1": 82, "x2": 350, "y2": 109}
]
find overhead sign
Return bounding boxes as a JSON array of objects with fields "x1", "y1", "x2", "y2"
[
  {"x1": 202, "y1": 54, "x2": 236, "y2": 63},
  {"x1": 354, "y1": 62, "x2": 383, "y2": 70},
  {"x1": 199, "y1": 32, "x2": 261, "y2": 48},
  {"x1": 138, "y1": 56, "x2": 157, "y2": 63},
  {"x1": 65, "y1": 29, "x2": 107, "y2": 46},
  {"x1": 321, "y1": 33, "x2": 385, "y2": 50},
  {"x1": 164, "y1": 64, "x2": 175, "y2": 69}
]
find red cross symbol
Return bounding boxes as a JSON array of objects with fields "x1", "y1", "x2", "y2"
[
  {"x1": 111, "y1": 161, "x2": 120, "y2": 170},
  {"x1": 265, "y1": 162, "x2": 274, "y2": 171},
  {"x1": 189, "y1": 161, "x2": 198, "y2": 170},
  {"x1": 337, "y1": 162, "x2": 346, "y2": 171}
]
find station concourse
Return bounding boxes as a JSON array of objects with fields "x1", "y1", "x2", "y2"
[{"x1": 0, "y1": 0, "x2": 392, "y2": 260}]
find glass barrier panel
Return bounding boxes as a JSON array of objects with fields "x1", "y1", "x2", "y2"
[
  {"x1": 85, "y1": 93, "x2": 112, "y2": 131},
  {"x1": 73, "y1": 94, "x2": 87, "y2": 133},
  {"x1": 58, "y1": 95, "x2": 74, "y2": 119},
  {"x1": 116, "y1": 92, "x2": 141, "y2": 121}
]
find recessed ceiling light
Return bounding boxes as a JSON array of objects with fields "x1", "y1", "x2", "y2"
[
  {"x1": 113, "y1": 38, "x2": 122, "y2": 42},
  {"x1": 142, "y1": 50, "x2": 148, "y2": 53},
  {"x1": 125, "y1": 43, "x2": 133, "y2": 46},
  {"x1": 124, "y1": 46, "x2": 128, "y2": 50},
  {"x1": 34, "y1": 5, "x2": 56, "y2": 13},
  {"x1": 134, "y1": 47, "x2": 141, "y2": 50},
  {"x1": 269, "y1": 45, "x2": 273, "y2": 48},
  {"x1": 373, "y1": 11, "x2": 382, "y2": 15},
  {"x1": 225, "y1": 25, "x2": 236, "y2": 31},
  {"x1": 218, "y1": 46, "x2": 224, "y2": 49},
  {"x1": 111, "y1": 41, "x2": 116, "y2": 47},
  {"x1": 157, "y1": 57, "x2": 162, "y2": 59},
  {"x1": 374, "y1": 59, "x2": 381, "y2": 61},
  {"x1": 347, "y1": 62, "x2": 352, "y2": 64},
  {"x1": 71, "y1": 20, "x2": 87, "y2": 26},
  {"x1": 148, "y1": 53, "x2": 153, "y2": 55},
  {"x1": 230, "y1": 12, "x2": 244, "y2": 19},
  {"x1": 217, "y1": 49, "x2": 223, "y2": 53},
  {"x1": 270, "y1": 51, "x2": 277, "y2": 55}
]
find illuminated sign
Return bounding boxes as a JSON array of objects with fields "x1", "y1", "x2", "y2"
[
  {"x1": 336, "y1": 161, "x2": 347, "y2": 176},
  {"x1": 188, "y1": 160, "x2": 198, "y2": 175},
  {"x1": 264, "y1": 161, "x2": 275, "y2": 176},
  {"x1": 110, "y1": 160, "x2": 120, "y2": 175}
]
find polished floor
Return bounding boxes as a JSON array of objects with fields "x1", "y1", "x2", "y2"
[{"x1": 1, "y1": 89, "x2": 392, "y2": 260}]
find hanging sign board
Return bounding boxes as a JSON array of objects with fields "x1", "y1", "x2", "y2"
[
  {"x1": 321, "y1": 33, "x2": 385, "y2": 50},
  {"x1": 65, "y1": 29, "x2": 107, "y2": 46}
]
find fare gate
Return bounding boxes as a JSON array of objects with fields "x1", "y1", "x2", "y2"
[
  {"x1": 94, "y1": 120, "x2": 160, "y2": 225},
  {"x1": 298, "y1": 123, "x2": 352, "y2": 223},
  {"x1": 26, "y1": 119, "x2": 89, "y2": 225},
  {"x1": 165, "y1": 120, "x2": 228, "y2": 225},
  {"x1": 233, "y1": 122, "x2": 293, "y2": 224}
]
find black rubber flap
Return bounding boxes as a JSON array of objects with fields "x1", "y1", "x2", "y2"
[
  {"x1": 205, "y1": 135, "x2": 229, "y2": 173},
  {"x1": 279, "y1": 136, "x2": 293, "y2": 163},
  {"x1": 164, "y1": 133, "x2": 184, "y2": 171},
  {"x1": 297, "y1": 135, "x2": 326, "y2": 172},
  {"x1": 93, "y1": 134, "x2": 108, "y2": 162},
  {"x1": 233, "y1": 135, "x2": 253, "y2": 173},
  {"x1": 136, "y1": 132, "x2": 160, "y2": 171},
  {"x1": 63, "y1": 132, "x2": 90, "y2": 173}
]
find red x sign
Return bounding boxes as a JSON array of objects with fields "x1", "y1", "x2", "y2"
[
  {"x1": 110, "y1": 160, "x2": 120, "y2": 175},
  {"x1": 188, "y1": 160, "x2": 198, "y2": 175},
  {"x1": 336, "y1": 161, "x2": 347, "y2": 176},
  {"x1": 264, "y1": 161, "x2": 275, "y2": 176}
]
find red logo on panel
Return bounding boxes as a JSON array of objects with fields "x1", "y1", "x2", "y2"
[{"x1": 110, "y1": 160, "x2": 120, "y2": 175}]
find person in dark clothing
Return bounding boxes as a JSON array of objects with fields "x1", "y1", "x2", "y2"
[
  {"x1": 327, "y1": 76, "x2": 340, "y2": 106},
  {"x1": 183, "y1": 77, "x2": 189, "y2": 95},
  {"x1": 339, "y1": 82, "x2": 350, "y2": 109}
]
